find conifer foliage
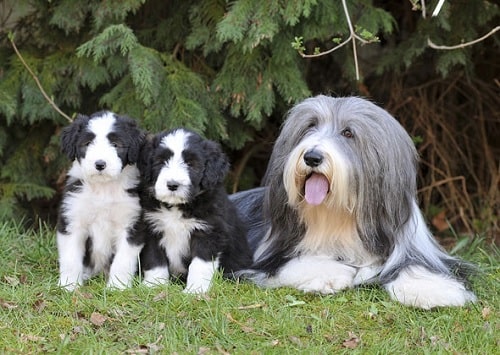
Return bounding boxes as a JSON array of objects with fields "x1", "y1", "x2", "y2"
[{"x1": 0, "y1": 0, "x2": 498, "y2": 232}]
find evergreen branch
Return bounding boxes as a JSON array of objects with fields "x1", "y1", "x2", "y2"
[
  {"x1": 427, "y1": 26, "x2": 500, "y2": 50},
  {"x1": 8, "y1": 33, "x2": 73, "y2": 123},
  {"x1": 298, "y1": 0, "x2": 377, "y2": 81}
]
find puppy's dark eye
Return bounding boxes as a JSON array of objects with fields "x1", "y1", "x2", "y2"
[{"x1": 341, "y1": 128, "x2": 354, "y2": 139}]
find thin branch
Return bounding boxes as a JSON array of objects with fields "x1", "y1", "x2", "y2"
[
  {"x1": 427, "y1": 26, "x2": 500, "y2": 50},
  {"x1": 8, "y1": 33, "x2": 73, "y2": 123},
  {"x1": 431, "y1": 0, "x2": 446, "y2": 17},
  {"x1": 299, "y1": 0, "x2": 376, "y2": 81}
]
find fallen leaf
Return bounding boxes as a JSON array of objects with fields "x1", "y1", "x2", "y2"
[
  {"x1": 90, "y1": 312, "x2": 107, "y2": 326},
  {"x1": 288, "y1": 336, "x2": 302, "y2": 346},
  {"x1": 33, "y1": 299, "x2": 47, "y2": 313},
  {"x1": 198, "y1": 346, "x2": 210, "y2": 355},
  {"x1": 482, "y1": 307, "x2": 491, "y2": 319},
  {"x1": 342, "y1": 332, "x2": 360, "y2": 349},
  {"x1": 21, "y1": 334, "x2": 45, "y2": 342},
  {"x1": 0, "y1": 299, "x2": 18, "y2": 309},
  {"x1": 432, "y1": 211, "x2": 449, "y2": 232},
  {"x1": 4, "y1": 276, "x2": 19, "y2": 286},
  {"x1": 153, "y1": 291, "x2": 168, "y2": 302}
]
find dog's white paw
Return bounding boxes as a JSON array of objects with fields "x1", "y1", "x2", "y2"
[
  {"x1": 58, "y1": 273, "x2": 83, "y2": 291},
  {"x1": 385, "y1": 265, "x2": 477, "y2": 309},
  {"x1": 183, "y1": 257, "x2": 217, "y2": 295},
  {"x1": 265, "y1": 255, "x2": 357, "y2": 294},
  {"x1": 107, "y1": 273, "x2": 133, "y2": 290},
  {"x1": 143, "y1": 267, "x2": 170, "y2": 287}
]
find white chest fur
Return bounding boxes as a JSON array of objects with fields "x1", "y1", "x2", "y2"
[
  {"x1": 61, "y1": 166, "x2": 141, "y2": 271},
  {"x1": 145, "y1": 207, "x2": 207, "y2": 276}
]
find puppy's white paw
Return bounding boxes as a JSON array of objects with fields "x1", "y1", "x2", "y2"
[
  {"x1": 143, "y1": 267, "x2": 170, "y2": 287},
  {"x1": 385, "y1": 265, "x2": 476, "y2": 309},
  {"x1": 184, "y1": 257, "x2": 217, "y2": 295}
]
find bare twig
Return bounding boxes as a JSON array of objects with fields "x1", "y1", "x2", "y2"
[
  {"x1": 8, "y1": 33, "x2": 73, "y2": 123},
  {"x1": 431, "y1": 0, "x2": 446, "y2": 17},
  {"x1": 428, "y1": 26, "x2": 500, "y2": 50},
  {"x1": 299, "y1": 0, "x2": 377, "y2": 80}
]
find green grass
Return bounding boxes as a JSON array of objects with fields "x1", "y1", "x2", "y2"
[{"x1": 0, "y1": 221, "x2": 498, "y2": 354}]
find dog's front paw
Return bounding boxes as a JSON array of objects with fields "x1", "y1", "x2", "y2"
[
  {"x1": 107, "y1": 273, "x2": 133, "y2": 290},
  {"x1": 267, "y1": 255, "x2": 357, "y2": 294},
  {"x1": 295, "y1": 274, "x2": 355, "y2": 294},
  {"x1": 58, "y1": 273, "x2": 83, "y2": 291},
  {"x1": 385, "y1": 265, "x2": 477, "y2": 309},
  {"x1": 143, "y1": 267, "x2": 170, "y2": 287}
]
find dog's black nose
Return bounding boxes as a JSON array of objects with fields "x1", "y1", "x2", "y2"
[
  {"x1": 167, "y1": 181, "x2": 179, "y2": 191},
  {"x1": 95, "y1": 160, "x2": 106, "y2": 171},
  {"x1": 304, "y1": 149, "x2": 323, "y2": 167}
]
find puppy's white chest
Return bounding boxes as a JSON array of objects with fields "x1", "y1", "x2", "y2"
[{"x1": 146, "y1": 207, "x2": 207, "y2": 276}]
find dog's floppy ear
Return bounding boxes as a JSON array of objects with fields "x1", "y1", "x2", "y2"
[
  {"x1": 137, "y1": 133, "x2": 158, "y2": 184},
  {"x1": 60, "y1": 114, "x2": 89, "y2": 160},
  {"x1": 122, "y1": 117, "x2": 145, "y2": 165},
  {"x1": 200, "y1": 139, "x2": 229, "y2": 190}
]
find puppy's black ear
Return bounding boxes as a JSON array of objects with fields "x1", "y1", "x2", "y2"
[
  {"x1": 122, "y1": 117, "x2": 145, "y2": 165},
  {"x1": 60, "y1": 114, "x2": 89, "y2": 160},
  {"x1": 201, "y1": 139, "x2": 229, "y2": 190},
  {"x1": 137, "y1": 133, "x2": 157, "y2": 184}
]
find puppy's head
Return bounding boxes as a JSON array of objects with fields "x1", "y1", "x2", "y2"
[
  {"x1": 61, "y1": 112, "x2": 144, "y2": 182},
  {"x1": 140, "y1": 128, "x2": 229, "y2": 205}
]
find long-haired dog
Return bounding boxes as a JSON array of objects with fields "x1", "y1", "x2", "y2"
[
  {"x1": 232, "y1": 95, "x2": 476, "y2": 309},
  {"x1": 57, "y1": 112, "x2": 145, "y2": 290},
  {"x1": 139, "y1": 128, "x2": 252, "y2": 294}
]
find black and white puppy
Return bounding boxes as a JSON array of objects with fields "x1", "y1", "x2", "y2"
[
  {"x1": 57, "y1": 112, "x2": 145, "y2": 291},
  {"x1": 231, "y1": 96, "x2": 476, "y2": 309},
  {"x1": 139, "y1": 128, "x2": 252, "y2": 294}
]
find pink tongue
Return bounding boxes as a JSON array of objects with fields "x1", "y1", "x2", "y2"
[{"x1": 305, "y1": 173, "x2": 329, "y2": 205}]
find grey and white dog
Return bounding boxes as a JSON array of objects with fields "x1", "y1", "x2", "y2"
[{"x1": 232, "y1": 95, "x2": 476, "y2": 309}]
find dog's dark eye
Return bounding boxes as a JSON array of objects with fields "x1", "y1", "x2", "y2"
[
  {"x1": 306, "y1": 119, "x2": 317, "y2": 130},
  {"x1": 341, "y1": 128, "x2": 354, "y2": 139}
]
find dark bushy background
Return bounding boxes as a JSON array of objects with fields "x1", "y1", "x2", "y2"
[{"x1": 0, "y1": 0, "x2": 498, "y2": 242}]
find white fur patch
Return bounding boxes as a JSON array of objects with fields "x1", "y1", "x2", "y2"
[
  {"x1": 385, "y1": 265, "x2": 477, "y2": 309},
  {"x1": 154, "y1": 130, "x2": 192, "y2": 204},
  {"x1": 184, "y1": 256, "x2": 219, "y2": 294},
  {"x1": 107, "y1": 240, "x2": 142, "y2": 289},
  {"x1": 80, "y1": 113, "x2": 124, "y2": 182},
  {"x1": 263, "y1": 255, "x2": 357, "y2": 294},
  {"x1": 143, "y1": 266, "x2": 170, "y2": 286},
  {"x1": 144, "y1": 206, "x2": 208, "y2": 277}
]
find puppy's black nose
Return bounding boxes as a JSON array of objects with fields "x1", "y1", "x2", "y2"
[
  {"x1": 167, "y1": 181, "x2": 179, "y2": 191},
  {"x1": 304, "y1": 149, "x2": 323, "y2": 167},
  {"x1": 95, "y1": 160, "x2": 106, "y2": 171}
]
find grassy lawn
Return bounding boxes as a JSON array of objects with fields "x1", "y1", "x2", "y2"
[{"x1": 0, "y1": 221, "x2": 497, "y2": 354}]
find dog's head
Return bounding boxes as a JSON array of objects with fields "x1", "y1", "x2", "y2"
[
  {"x1": 140, "y1": 128, "x2": 229, "y2": 206},
  {"x1": 61, "y1": 112, "x2": 144, "y2": 182},
  {"x1": 264, "y1": 96, "x2": 419, "y2": 254}
]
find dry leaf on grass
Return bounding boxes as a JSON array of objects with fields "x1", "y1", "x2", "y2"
[
  {"x1": 90, "y1": 312, "x2": 108, "y2": 326},
  {"x1": 342, "y1": 331, "x2": 360, "y2": 349},
  {"x1": 482, "y1": 307, "x2": 491, "y2": 319},
  {"x1": 0, "y1": 299, "x2": 18, "y2": 309}
]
